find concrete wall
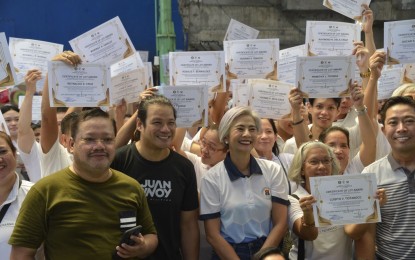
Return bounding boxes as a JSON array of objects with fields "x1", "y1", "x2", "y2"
[{"x1": 178, "y1": 0, "x2": 415, "y2": 51}]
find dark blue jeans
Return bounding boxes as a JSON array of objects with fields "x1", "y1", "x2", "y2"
[{"x1": 211, "y1": 237, "x2": 266, "y2": 260}]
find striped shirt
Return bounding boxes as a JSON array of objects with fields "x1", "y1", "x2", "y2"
[{"x1": 362, "y1": 154, "x2": 415, "y2": 260}]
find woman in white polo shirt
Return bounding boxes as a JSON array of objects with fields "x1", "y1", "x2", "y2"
[{"x1": 200, "y1": 106, "x2": 290, "y2": 260}]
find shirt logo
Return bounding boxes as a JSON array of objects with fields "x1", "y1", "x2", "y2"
[
  {"x1": 142, "y1": 179, "x2": 172, "y2": 199},
  {"x1": 263, "y1": 187, "x2": 271, "y2": 197}
]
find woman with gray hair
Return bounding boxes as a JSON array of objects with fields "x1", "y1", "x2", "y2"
[{"x1": 199, "y1": 106, "x2": 290, "y2": 260}]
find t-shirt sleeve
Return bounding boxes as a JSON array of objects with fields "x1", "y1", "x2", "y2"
[
  {"x1": 9, "y1": 187, "x2": 46, "y2": 249},
  {"x1": 199, "y1": 172, "x2": 221, "y2": 220},
  {"x1": 288, "y1": 195, "x2": 303, "y2": 230}
]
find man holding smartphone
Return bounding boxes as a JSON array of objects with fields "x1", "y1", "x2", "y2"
[{"x1": 9, "y1": 90, "x2": 158, "y2": 259}]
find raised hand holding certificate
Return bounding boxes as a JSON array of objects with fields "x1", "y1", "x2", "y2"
[
  {"x1": 224, "y1": 19, "x2": 259, "y2": 41},
  {"x1": 384, "y1": 19, "x2": 415, "y2": 65},
  {"x1": 377, "y1": 67, "x2": 404, "y2": 100},
  {"x1": 279, "y1": 45, "x2": 306, "y2": 84},
  {"x1": 224, "y1": 39, "x2": 279, "y2": 79},
  {"x1": 48, "y1": 62, "x2": 110, "y2": 107},
  {"x1": 306, "y1": 21, "x2": 360, "y2": 56},
  {"x1": 323, "y1": 0, "x2": 371, "y2": 21},
  {"x1": 169, "y1": 51, "x2": 225, "y2": 92},
  {"x1": 69, "y1": 17, "x2": 135, "y2": 65},
  {"x1": 159, "y1": 85, "x2": 208, "y2": 128},
  {"x1": 310, "y1": 174, "x2": 381, "y2": 227},
  {"x1": 296, "y1": 55, "x2": 356, "y2": 98},
  {"x1": 0, "y1": 33, "x2": 18, "y2": 88},
  {"x1": 247, "y1": 79, "x2": 291, "y2": 119}
]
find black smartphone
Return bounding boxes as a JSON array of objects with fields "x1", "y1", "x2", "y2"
[{"x1": 119, "y1": 225, "x2": 142, "y2": 246}]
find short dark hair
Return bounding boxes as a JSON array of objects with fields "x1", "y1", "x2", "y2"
[
  {"x1": 137, "y1": 95, "x2": 176, "y2": 127},
  {"x1": 1, "y1": 104, "x2": 19, "y2": 114},
  {"x1": 380, "y1": 96, "x2": 415, "y2": 125},
  {"x1": 319, "y1": 126, "x2": 350, "y2": 148},
  {"x1": 309, "y1": 98, "x2": 341, "y2": 108},
  {"x1": 61, "y1": 112, "x2": 79, "y2": 135},
  {"x1": 0, "y1": 131, "x2": 16, "y2": 155},
  {"x1": 252, "y1": 246, "x2": 284, "y2": 260},
  {"x1": 31, "y1": 122, "x2": 41, "y2": 131},
  {"x1": 70, "y1": 108, "x2": 111, "y2": 139}
]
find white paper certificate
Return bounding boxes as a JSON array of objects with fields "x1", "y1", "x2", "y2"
[
  {"x1": 377, "y1": 67, "x2": 403, "y2": 100},
  {"x1": 247, "y1": 79, "x2": 291, "y2": 119},
  {"x1": 9, "y1": 37, "x2": 63, "y2": 89},
  {"x1": 323, "y1": 0, "x2": 371, "y2": 21},
  {"x1": 18, "y1": 95, "x2": 42, "y2": 121},
  {"x1": 384, "y1": 19, "x2": 415, "y2": 65},
  {"x1": 110, "y1": 53, "x2": 144, "y2": 78},
  {"x1": 110, "y1": 67, "x2": 146, "y2": 105},
  {"x1": 69, "y1": 17, "x2": 135, "y2": 65},
  {"x1": 310, "y1": 174, "x2": 381, "y2": 227},
  {"x1": 169, "y1": 51, "x2": 225, "y2": 92},
  {"x1": 296, "y1": 55, "x2": 356, "y2": 98},
  {"x1": 48, "y1": 62, "x2": 110, "y2": 107},
  {"x1": 224, "y1": 19, "x2": 259, "y2": 41},
  {"x1": 224, "y1": 39, "x2": 279, "y2": 79},
  {"x1": 306, "y1": 21, "x2": 360, "y2": 57},
  {"x1": 144, "y1": 62, "x2": 154, "y2": 88},
  {"x1": 0, "y1": 33, "x2": 18, "y2": 88},
  {"x1": 0, "y1": 110, "x2": 10, "y2": 135},
  {"x1": 279, "y1": 45, "x2": 306, "y2": 84},
  {"x1": 231, "y1": 79, "x2": 249, "y2": 107},
  {"x1": 159, "y1": 85, "x2": 208, "y2": 128},
  {"x1": 402, "y1": 63, "x2": 415, "y2": 83}
]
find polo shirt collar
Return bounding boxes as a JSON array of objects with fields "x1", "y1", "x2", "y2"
[
  {"x1": 388, "y1": 153, "x2": 415, "y2": 173},
  {"x1": 224, "y1": 153, "x2": 263, "y2": 181}
]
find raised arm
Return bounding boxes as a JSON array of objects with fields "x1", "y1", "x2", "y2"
[
  {"x1": 18, "y1": 69, "x2": 41, "y2": 153},
  {"x1": 361, "y1": 4, "x2": 376, "y2": 56},
  {"x1": 289, "y1": 88, "x2": 310, "y2": 148},
  {"x1": 365, "y1": 51, "x2": 386, "y2": 120}
]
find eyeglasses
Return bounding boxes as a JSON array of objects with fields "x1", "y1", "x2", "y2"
[
  {"x1": 200, "y1": 139, "x2": 224, "y2": 153},
  {"x1": 80, "y1": 137, "x2": 115, "y2": 145},
  {"x1": 306, "y1": 157, "x2": 333, "y2": 166}
]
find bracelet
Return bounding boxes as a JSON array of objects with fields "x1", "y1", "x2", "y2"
[
  {"x1": 354, "y1": 105, "x2": 367, "y2": 116},
  {"x1": 360, "y1": 68, "x2": 371, "y2": 78},
  {"x1": 292, "y1": 118, "x2": 304, "y2": 126},
  {"x1": 301, "y1": 216, "x2": 315, "y2": 227}
]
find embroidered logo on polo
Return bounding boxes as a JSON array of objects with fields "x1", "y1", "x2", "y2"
[
  {"x1": 142, "y1": 179, "x2": 172, "y2": 201},
  {"x1": 262, "y1": 187, "x2": 271, "y2": 198},
  {"x1": 119, "y1": 210, "x2": 136, "y2": 232}
]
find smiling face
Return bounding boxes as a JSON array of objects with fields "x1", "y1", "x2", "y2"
[
  {"x1": 323, "y1": 130, "x2": 349, "y2": 173},
  {"x1": 309, "y1": 98, "x2": 337, "y2": 130},
  {"x1": 0, "y1": 137, "x2": 16, "y2": 183},
  {"x1": 3, "y1": 109, "x2": 19, "y2": 139},
  {"x1": 255, "y1": 119, "x2": 277, "y2": 158},
  {"x1": 338, "y1": 97, "x2": 353, "y2": 117},
  {"x1": 302, "y1": 147, "x2": 333, "y2": 193},
  {"x1": 227, "y1": 114, "x2": 258, "y2": 156},
  {"x1": 200, "y1": 129, "x2": 227, "y2": 166}
]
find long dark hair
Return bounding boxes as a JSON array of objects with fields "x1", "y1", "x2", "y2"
[{"x1": 267, "y1": 118, "x2": 280, "y2": 156}]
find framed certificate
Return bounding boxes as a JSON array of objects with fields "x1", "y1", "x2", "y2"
[
  {"x1": 296, "y1": 55, "x2": 356, "y2": 98},
  {"x1": 224, "y1": 39, "x2": 279, "y2": 80},
  {"x1": 70, "y1": 16, "x2": 136, "y2": 65},
  {"x1": 279, "y1": 45, "x2": 306, "y2": 84},
  {"x1": 384, "y1": 19, "x2": 415, "y2": 65},
  {"x1": 310, "y1": 174, "x2": 381, "y2": 227},
  {"x1": 169, "y1": 51, "x2": 225, "y2": 92},
  {"x1": 306, "y1": 21, "x2": 360, "y2": 56},
  {"x1": 224, "y1": 19, "x2": 259, "y2": 41},
  {"x1": 0, "y1": 33, "x2": 18, "y2": 88},
  {"x1": 48, "y1": 62, "x2": 110, "y2": 107},
  {"x1": 323, "y1": 0, "x2": 371, "y2": 21},
  {"x1": 159, "y1": 85, "x2": 208, "y2": 128},
  {"x1": 247, "y1": 79, "x2": 292, "y2": 119}
]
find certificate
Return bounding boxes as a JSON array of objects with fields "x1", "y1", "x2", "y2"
[
  {"x1": 247, "y1": 79, "x2": 291, "y2": 119},
  {"x1": 0, "y1": 110, "x2": 10, "y2": 135},
  {"x1": 402, "y1": 63, "x2": 415, "y2": 83},
  {"x1": 384, "y1": 19, "x2": 415, "y2": 65},
  {"x1": 306, "y1": 21, "x2": 360, "y2": 56},
  {"x1": 0, "y1": 33, "x2": 18, "y2": 88},
  {"x1": 110, "y1": 53, "x2": 144, "y2": 78},
  {"x1": 169, "y1": 51, "x2": 225, "y2": 92},
  {"x1": 9, "y1": 37, "x2": 63, "y2": 90},
  {"x1": 159, "y1": 85, "x2": 208, "y2": 128},
  {"x1": 296, "y1": 55, "x2": 356, "y2": 98},
  {"x1": 69, "y1": 17, "x2": 135, "y2": 65},
  {"x1": 48, "y1": 62, "x2": 110, "y2": 107},
  {"x1": 377, "y1": 67, "x2": 403, "y2": 100},
  {"x1": 279, "y1": 45, "x2": 306, "y2": 84},
  {"x1": 161, "y1": 54, "x2": 170, "y2": 79},
  {"x1": 323, "y1": 0, "x2": 371, "y2": 21},
  {"x1": 110, "y1": 67, "x2": 146, "y2": 105},
  {"x1": 224, "y1": 39, "x2": 279, "y2": 79},
  {"x1": 231, "y1": 79, "x2": 249, "y2": 107},
  {"x1": 18, "y1": 95, "x2": 42, "y2": 121},
  {"x1": 224, "y1": 19, "x2": 259, "y2": 41},
  {"x1": 310, "y1": 174, "x2": 381, "y2": 227},
  {"x1": 144, "y1": 62, "x2": 154, "y2": 88},
  {"x1": 138, "y1": 50, "x2": 149, "y2": 62}
]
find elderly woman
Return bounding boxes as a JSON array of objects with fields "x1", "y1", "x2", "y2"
[
  {"x1": 0, "y1": 131, "x2": 33, "y2": 256},
  {"x1": 200, "y1": 106, "x2": 289, "y2": 260}
]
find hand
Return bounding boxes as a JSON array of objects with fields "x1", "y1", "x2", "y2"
[
  {"x1": 288, "y1": 88, "x2": 305, "y2": 111},
  {"x1": 361, "y1": 4, "x2": 374, "y2": 34},
  {"x1": 51, "y1": 50, "x2": 82, "y2": 66},
  {"x1": 349, "y1": 81, "x2": 364, "y2": 108},
  {"x1": 376, "y1": 188, "x2": 387, "y2": 207},
  {"x1": 138, "y1": 87, "x2": 158, "y2": 103},
  {"x1": 369, "y1": 51, "x2": 386, "y2": 79},
  {"x1": 352, "y1": 42, "x2": 369, "y2": 72},
  {"x1": 115, "y1": 233, "x2": 147, "y2": 258},
  {"x1": 24, "y1": 69, "x2": 42, "y2": 95},
  {"x1": 299, "y1": 195, "x2": 316, "y2": 213}
]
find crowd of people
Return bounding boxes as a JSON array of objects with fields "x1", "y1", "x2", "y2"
[{"x1": 1, "y1": 4, "x2": 415, "y2": 260}]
